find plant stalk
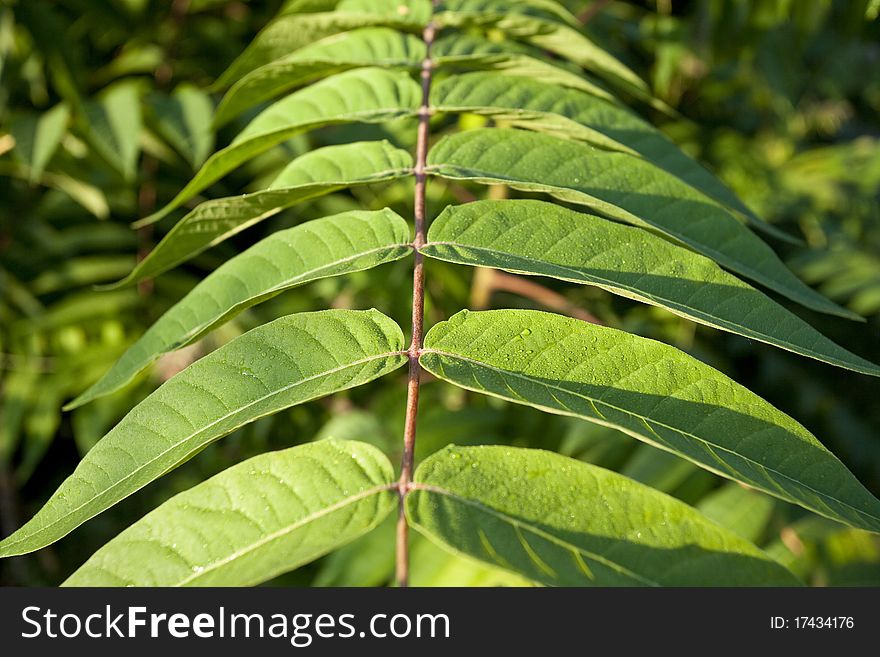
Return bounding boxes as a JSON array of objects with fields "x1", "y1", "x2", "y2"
[{"x1": 396, "y1": 17, "x2": 437, "y2": 589}]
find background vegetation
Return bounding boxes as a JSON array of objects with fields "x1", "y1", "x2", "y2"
[{"x1": 1, "y1": 0, "x2": 879, "y2": 586}]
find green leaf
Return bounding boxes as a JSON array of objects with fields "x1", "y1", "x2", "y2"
[
  {"x1": 427, "y1": 128, "x2": 858, "y2": 319},
  {"x1": 70, "y1": 209, "x2": 412, "y2": 409},
  {"x1": 433, "y1": 34, "x2": 616, "y2": 102},
  {"x1": 420, "y1": 309, "x2": 880, "y2": 533},
  {"x1": 408, "y1": 445, "x2": 800, "y2": 586},
  {"x1": 118, "y1": 140, "x2": 412, "y2": 286},
  {"x1": 410, "y1": 530, "x2": 534, "y2": 586},
  {"x1": 336, "y1": 0, "x2": 432, "y2": 23},
  {"x1": 63, "y1": 440, "x2": 396, "y2": 586},
  {"x1": 0, "y1": 161, "x2": 110, "y2": 219},
  {"x1": 149, "y1": 84, "x2": 215, "y2": 168},
  {"x1": 422, "y1": 200, "x2": 880, "y2": 376},
  {"x1": 215, "y1": 28, "x2": 426, "y2": 127},
  {"x1": 80, "y1": 80, "x2": 142, "y2": 181},
  {"x1": 0, "y1": 309, "x2": 406, "y2": 558},
  {"x1": 697, "y1": 483, "x2": 775, "y2": 543},
  {"x1": 281, "y1": 0, "x2": 340, "y2": 13},
  {"x1": 435, "y1": 4, "x2": 649, "y2": 100},
  {"x1": 437, "y1": 0, "x2": 580, "y2": 29},
  {"x1": 431, "y1": 71, "x2": 792, "y2": 241},
  {"x1": 9, "y1": 103, "x2": 70, "y2": 182},
  {"x1": 214, "y1": 9, "x2": 426, "y2": 90},
  {"x1": 143, "y1": 68, "x2": 420, "y2": 226}
]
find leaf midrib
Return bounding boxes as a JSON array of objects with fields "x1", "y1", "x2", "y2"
[
  {"x1": 419, "y1": 348, "x2": 879, "y2": 528},
  {"x1": 409, "y1": 482, "x2": 660, "y2": 586},
  {"x1": 0, "y1": 351, "x2": 406, "y2": 554}
]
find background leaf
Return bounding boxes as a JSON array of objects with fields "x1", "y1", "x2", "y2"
[
  {"x1": 9, "y1": 103, "x2": 70, "y2": 183},
  {"x1": 79, "y1": 80, "x2": 142, "y2": 182},
  {"x1": 149, "y1": 84, "x2": 215, "y2": 169}
]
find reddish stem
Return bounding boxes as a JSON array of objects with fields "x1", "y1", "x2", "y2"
[{"x1": 396, "y1": 18, "x2": 437, "y2": 589}]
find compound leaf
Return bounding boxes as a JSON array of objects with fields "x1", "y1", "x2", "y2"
[{"x1": 431, "y1": 72, "x2": 790, "y2": 240}]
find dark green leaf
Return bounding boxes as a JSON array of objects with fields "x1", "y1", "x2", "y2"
[
  {"x1": 408, "y1": 445, "x2": 800, "y2": 585},
  {"x1": 9, "y1": 103, "x2": 70, "y2": 182},
  {"x1": 80, "y1": 80, "x2": 142, "y2": 181},
  {"x1": 150, "y1": 84, "x2": 215, "y2": 168}
]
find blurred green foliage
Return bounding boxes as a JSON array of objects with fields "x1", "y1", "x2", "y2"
[{"x1": 1, "y1": 0, "x2": 879, "y2": 586}]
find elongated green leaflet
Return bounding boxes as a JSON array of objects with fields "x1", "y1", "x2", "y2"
[
  {"x1": 435, "y1": 55, "x2": 615, "y2": 103},
  {"x1": 215, "y1": 28, "x2": 425, "y2": 127},
  {"x1": 435, "y1": 3, "x2": 649, "y2": 101},
  {"x1": 408, "y1": 445, "x2": 800, "y2": 586},
  {"x1": 114, "y1": 141, "x2": 412, "y2": 287},
  {"x1": 427, "y1": 129, "x2": 858, "y2": 319},
  {"x1": 70, "y1": 210, "x2": 412, "y2": 410},
  {"x1": 420, "y1": 310, "x2": 880, "y2": 533},
  {"x1": 422, "y1": 201, "x2": 880, "y2": 376},
  {"x1": 0, "y1": 310, "x2": 406, "y2": 558},
  {"x1": 438, "y1": 0, "x2": 580, "y2": 27},
  {"x1": 142, "y1": 68, "x2": 420, "y2": 226},
  {"x1": 214, "y1": 10, "x2": 425, "y2": 90},
  {"x1": 431, "y1": 72, "x2": 792, "y2": 241},
  {"x1": 64, "y1": 441, "x2": 396, "y2": 586}
]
